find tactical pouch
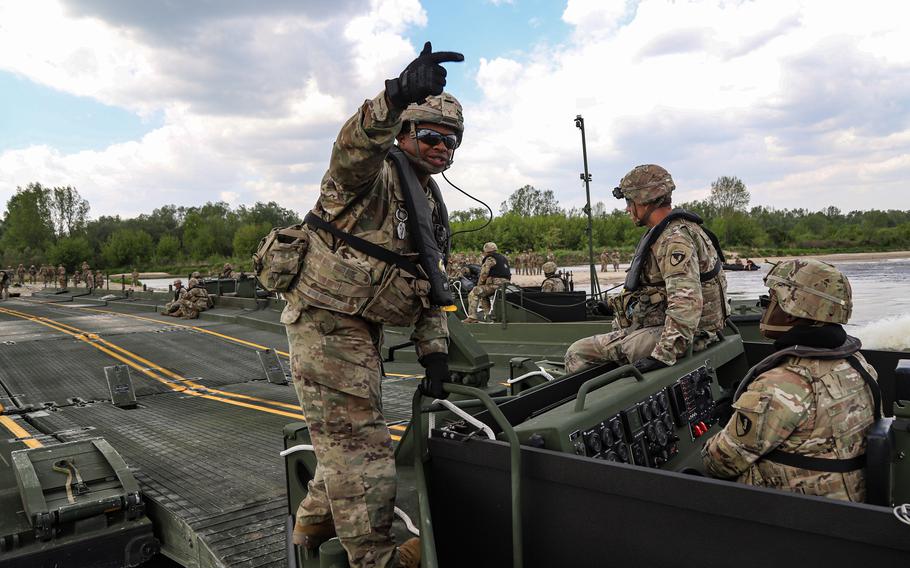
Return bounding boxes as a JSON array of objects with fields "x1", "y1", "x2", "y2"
[
  {"x1": 360, "y1": 265, "x2": 430, "y2": 327},
  {"x1": 293, "y1": 231, "x2": 374, "y2": 315},
  {"x1": 609, "y1": 291, "x2": 634, "y2": 329},
  {"x1": 253, "y1": 225, "x2": 310, "y2": 293}
]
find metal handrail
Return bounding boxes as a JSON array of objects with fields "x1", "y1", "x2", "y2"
[
  {"x1": 574, "y1": 365, "x2": 645, "y2": 412},
  {"x1": 412, "y1": 384, "x2": 523, "y2": 568}
]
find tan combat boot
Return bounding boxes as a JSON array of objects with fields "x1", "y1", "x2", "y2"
[
  {"x1": 292, "y1": 519, "x2": 336, "y2": 550},
  {"x1": 397, "y1": 537, "x2": 421, "y2": 568}
]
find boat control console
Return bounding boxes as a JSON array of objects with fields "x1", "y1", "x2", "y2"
[{"x1": 568, "y1": 365, "x2": 718, "y2": 469}]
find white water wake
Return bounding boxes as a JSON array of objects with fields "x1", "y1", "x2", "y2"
[{"x1": 852, "y1": 314, "x2": 910, "y2": 351}]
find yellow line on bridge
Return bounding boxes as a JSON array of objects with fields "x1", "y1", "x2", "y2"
[
  {"x1": 0, "y1": 304, "x2": 404, "y2": 441},
  {"x1": 60, "y1": 304, "x2": 422, "y2": 379}
]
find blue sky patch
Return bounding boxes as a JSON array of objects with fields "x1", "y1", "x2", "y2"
[
  {"x1": 0, "y1": 71, "x2": 162, "y2": 154},
  {"x1": 409, "y1": 0, "x2": 571, "y2": 104}
]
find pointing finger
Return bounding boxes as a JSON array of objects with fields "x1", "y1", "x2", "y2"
[{"x1": 428, "y1": 51, "x2": 465, "y2": 64}]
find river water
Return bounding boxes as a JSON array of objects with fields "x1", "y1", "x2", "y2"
[
  {"x1": 567, "y1": 258, "x2": 910, "y2": 351},
  {"x1": 141, "y1": 258, "x2": 910, "y2": 350}
]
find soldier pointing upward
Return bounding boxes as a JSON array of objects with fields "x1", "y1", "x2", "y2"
[{"x1": 283, "y1": 42, "x2": 463, "y2": 568}]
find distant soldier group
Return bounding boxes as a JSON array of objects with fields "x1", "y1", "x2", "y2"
[
  {"x1": 3, "y1": 261, "x2": 111, "y2": 290},
  {"x1": 514, "y1": 249, "x2": 548, "y2": 275},
  {"x1": 600, "y1": 248, "x2": 622, "y2": 272}
]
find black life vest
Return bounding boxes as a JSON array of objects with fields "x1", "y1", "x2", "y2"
[
  {"x1": 487, "y1": 252, "x2": 511, "y2": 279},
  {"x1": 624, "y1": 209, "x2": 724, "y2": 292}
]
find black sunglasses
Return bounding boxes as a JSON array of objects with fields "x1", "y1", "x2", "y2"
[{"x1": 415, "y1": 128, "x2": 459, "y2": 149}]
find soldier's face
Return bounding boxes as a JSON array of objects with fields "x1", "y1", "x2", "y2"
[{"x1": 398, "y1": 122, "x2": 456, "y2": 172}]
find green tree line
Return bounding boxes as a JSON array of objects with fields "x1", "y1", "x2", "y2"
[
  {"x1": 450, "y1": 176, "x2": 910, "y2": 257},
  {"x1": 4, "y1": 178, "x2": 910, "y2": 273},
  {"x1": 0, "y1": 182, "x2": 299, "y2": 272}
]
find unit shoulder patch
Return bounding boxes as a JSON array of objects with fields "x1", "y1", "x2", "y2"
[{"x1": 735, "y1": 411, "x2": 753, "y2": 436}]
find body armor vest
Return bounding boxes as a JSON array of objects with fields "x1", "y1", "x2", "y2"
[
  {"x1": 735, "y1": 336, "x2": 881, "y2": 473},
  {"x1": 487, "y1": 253, "x2": 511, "y2": 279}
]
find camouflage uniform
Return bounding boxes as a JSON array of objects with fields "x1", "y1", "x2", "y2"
[
  {"x1": 16, "y1": 264, "x2": 25, "y2": 285},
  {"x1": 164, "y1": 280, "x2": 187, "y2": 314},
  {"x1": 172, "y1": 281, "x2": 210, "y2": 319},
  {"x1": 600, "y1": 249, "x2": 609, "y2": 273},
  {"x1": 703, "y1": 259, "x2": 876, "y2": 501},
  {"x1": 74, "y1": 270, "x2": 83, "y2": 287},
  {"x1": 220, "y1": 263, "x2": 234, "y2": 278},
  {"x1": 131, "y1": 268, "x2": 140, "y2": 287},
  {"x1": 565, "y1": 165, "x2": 727, "y2": 373},
  {"x1": 540, "y1": 261, "x2": 565, "y2": 293},
  {"x1": 95, "y1": 270, "x2": 104, "y2": 289},
  {"x1": 0, "y1": 270, "x2": 9, "y2": 300},
  {"x1": 85, "y1": 269, "x2": 95, "y2": 289},
  {"x1": 57, "y1": 265, "x2": 67, "y2": 288},
  {"x1": 611, "y1": 251, "x2": 621, "y2": 271},
  {"x1": 28, "y1": 265, "x2": 36, "y2": 284},
  {"x1": 284, "y1": 90, "x2": 456, "y2": 567},
  {"x1": 466, "y1": 243, "x2": 511, "y2": 320}
]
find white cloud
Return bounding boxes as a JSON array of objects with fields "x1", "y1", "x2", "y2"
[
  {"x1": 1, "y1": 0, "x2": 909, "y2": 222},
  {"x1": 467, "y1": 0, "x2": 910, "y2": 212}
]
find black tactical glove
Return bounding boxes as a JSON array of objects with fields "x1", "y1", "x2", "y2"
[
  {"x1": 418, "y1": 352, "x2": 450, "y2": 400},
  {"x1": 385, "y1": 41, "x2": 464, "y2": 109},
  {"x1": 632, "y1": 356, "x2": 669, "y2": 374}
]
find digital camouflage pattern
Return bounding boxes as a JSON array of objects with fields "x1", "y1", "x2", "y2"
[
  {"x1": 169, "y1": 286, "x2": 209, "y2": 319},
  {"x1": 286, "y1": 306, "x2": 398, "y2": 568},
  {"x1": 467, "y1": 254, "x2": 509, "y2": 319},
  {"x1": 164, "y1": 284, "x2": 187, "y2": 314},
  {"x1": 765, "y1": 258, "x2": 852, "y2": 324},
  {"x1": 702, "y1": 353, "x2": 876, "y2": 501},
  {"x1": 541, "y1": 275, "x2": 566, "y2": 293},
  {"x1": 284, "y1": 89, "x2": 451, "y2": 567},
  {"x1": 616, "y1": 164, "x2": 675, "y2": 205},
  {"x1": 400, "y1": 92, "x2": 464, "y2": 141},
  {"x1": 564, "y1": 217, "x2": 727, "y2": 372},
  {"x1": 287, "y1": 90, "x2": 448, "y2": 349}
]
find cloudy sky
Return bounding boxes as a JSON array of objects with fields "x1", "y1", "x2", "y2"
[{"x1": 1, "y1": 0, "x2": 909, "y2": 220}]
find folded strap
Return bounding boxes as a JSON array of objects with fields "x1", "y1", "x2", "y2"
[
  {"x1": 304, "y1": 212, "x2": 422, "y2": 278},
  {"x1": 765, "y1": 449, "x2": 866, "y2": 473}
]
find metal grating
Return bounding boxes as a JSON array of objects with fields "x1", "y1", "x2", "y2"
[{"x1": 0, "y1": 337, "x2": 173, "y2": 406}]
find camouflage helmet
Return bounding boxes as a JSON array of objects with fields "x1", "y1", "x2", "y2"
[
  {"x1": 542, "y1": 261, "x2": 557, "y2": 275},
  {"x1": 191, "y1": 271, "x2": 201, "y2": 279},
  {"x1": 482, "y1": 242, "x2": 498, "y2": 253},
  {"x1": 173, "y1": 279, "x2": 183, "y2": 286},
  {"x1": 764, "y1": 259, "x2": 852, "y2": 324},
  {"x1": 188, "y1": 278, "x2": 199, "y2": 288},
  {"x1": 401, "y1": 92, "x2": 464, "y2": 144},
  {"x1": 614, "y1": 164, "x2": 675, "y2": 205}
]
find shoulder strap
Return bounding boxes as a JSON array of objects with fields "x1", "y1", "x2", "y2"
[
  {"x1": 764, "y1": 450, "x2": 866, "y2": 472},
  {"x1": 304, "y1": 212, "x2": 422, "y2": 278},
  {"x1": 624, "y1": 209, "x2": 719, "y2": 291},
  {"x1": 846, "y1": 355, "x2": 883, "y2": 421}
]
